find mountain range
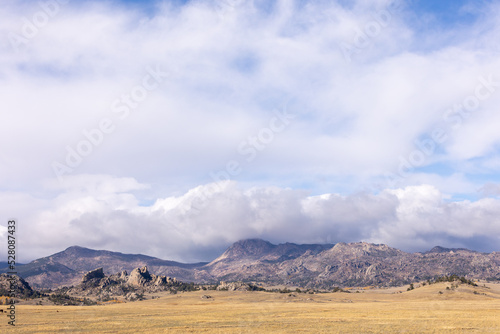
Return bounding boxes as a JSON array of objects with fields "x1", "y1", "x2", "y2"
[{"x1": 2, "y1": 239, "x2": 499, "y2": 289}]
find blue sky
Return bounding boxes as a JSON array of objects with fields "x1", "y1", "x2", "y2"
[
  {"x1": 1, "y1": 0, "x2": 500, "y2": 262},
  {"x1": 409, "y1": 0, "x2": 478, "y2": 23}
]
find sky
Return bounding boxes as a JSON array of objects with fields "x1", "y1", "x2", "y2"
[{"x1": 1, "y1": 0, "x2": 500, "y2": 263}]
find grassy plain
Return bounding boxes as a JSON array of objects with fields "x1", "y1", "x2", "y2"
[{"x1": 2, "y1": 282, "x2": 500, "y2": 333}]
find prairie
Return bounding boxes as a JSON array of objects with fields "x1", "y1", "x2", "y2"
[{"x1": 2, "y1": 282, "x2": 500, "y2": 333}]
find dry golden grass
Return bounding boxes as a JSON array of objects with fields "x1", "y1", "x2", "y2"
[{"x1": 2, "y1": 282, "x2": 500, "y2": 333}]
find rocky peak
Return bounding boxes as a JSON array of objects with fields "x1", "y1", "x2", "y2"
[
  {"x1": 329, "y1": 242, "x2": 401, "y2": 257},
  {"x1": 128, "y1": 266, "x2": 151, "y2": 286},
  {"x1": 60, "y1": 245, "x2": 99, "y2": 258},
  {"x1": 216, "y1": 239, "x2": 275, "y2": 261},
  {"x1": 119, "y1": 270, "x2": 128, "y2": 280},
  {"x1": 426, "y1": 246, "x2": 474, "y2": 254},
  {"x1": 82, "y1": 268, "x2": 105, "y2": 283}
]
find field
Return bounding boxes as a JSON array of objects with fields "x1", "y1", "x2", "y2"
[{"x1": 2, "y1": 282, "x2": 500, "y2": 333}]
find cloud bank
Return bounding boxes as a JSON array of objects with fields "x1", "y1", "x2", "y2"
[
  {"x1": 1, "y1": 0, "x2": 500, "y2": 261},
  {"x1": 3, "y1": 175, "x2": 500, "y2": 262}
]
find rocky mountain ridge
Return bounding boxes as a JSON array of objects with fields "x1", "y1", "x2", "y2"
[{"x1": 3, "y1": 239, "x2": 500, "y2": 289}]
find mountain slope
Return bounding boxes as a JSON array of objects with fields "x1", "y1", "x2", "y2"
[
  {"x1": 2, "y1": 246, "x2": 209, "y2": 289},
  {"x1": 206, "y1": 239, "x2": 335, "y2": 281},
  {"x1": 209, "y1": 239, "x2": 333, "y2": 264},
  {"x1": 203, "y1": 241, "x2": 500, "y2": 288},
  {"x1": 49, "y1": 246, "x2": 207, "y2": 272}
]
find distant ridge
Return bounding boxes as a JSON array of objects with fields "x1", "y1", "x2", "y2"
[
  {"x1": 3, "y1": 240, "x2": 499, "y2": 289},
  {"x1": 52, "y1": 245, "x2": 207, "y2": 270},
  {"x1": 425, "y1": 246, "x2": 475, "y2": 254},
  {"x1": 210, "y1": 238, "x2": 334, "y2": 264},
  {"x1": 0, "y1": 261, "x2": 24, "y2": 269}
]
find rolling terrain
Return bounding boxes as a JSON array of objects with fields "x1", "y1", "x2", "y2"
[{"x1": 3, "y1": 281, "x2": 500, "y2": 333}]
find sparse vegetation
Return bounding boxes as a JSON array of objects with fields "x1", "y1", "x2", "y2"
[
  {"x1": 5, "y1": 286, "x2": 500, "y2": 333},
  {"x1": 48, "y1": 292, "x2": 96, "y2": 306},
  {"x1": 426, "y1": 274, "x2": 477, "y2": 286},
  {"x1": 176, "y1": 282, "x2": 199, "y2": 292},
  {"x1": 247, "y1": 284, "x2": 266, "y2": 292}
]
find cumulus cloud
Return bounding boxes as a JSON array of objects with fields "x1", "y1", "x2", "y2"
[
  {"x1": 2, "y1": 1, "x2": 500, "y2": 261},
  {"x1": 0, "y1": 0, "x2": 499, "y2": 193},
  {"x1": 7, "y1": 176, "x2": 500, "y2": 262}
]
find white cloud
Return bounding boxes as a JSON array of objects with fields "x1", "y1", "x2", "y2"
[
  {"x1": 8, "y1": 177, "x2": 500, "y2": 262},
  {"x1": 2, "y1": 1, "x2": 500, "y2": 261},
  {"x1": 0, "y1": 0, "x2": 498, "y2": 192},
  {"x1": 479, "y1": 183, "x2": 500, "y2": 197}
]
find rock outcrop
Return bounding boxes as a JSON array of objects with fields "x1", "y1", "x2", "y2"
[
  {"x1": 65, "y1": 266, "x2": 184, "y2": 300},
  {"x1": 0, "y1": 274, "x2": 35, "y2": 298},
  {"x1": 127, "y1": 266, "x2": 178, "y2": 288},
  {"x1": 216, "y1": 281, "x2": 250, "y2": 291},
  {"x1": 127, "y1": 267, "x2": 151, "y2": 286},
  {"x1": 82, "y1": 268, "x2": 105, "y2": 283}
]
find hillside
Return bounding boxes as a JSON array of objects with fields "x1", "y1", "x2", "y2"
[
  {"x1": 206, "y1": 240, "x2": 500, "y2": 288},
  {"x1": 1, "y1": 246, "x2": 208, "y2": 289}
]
